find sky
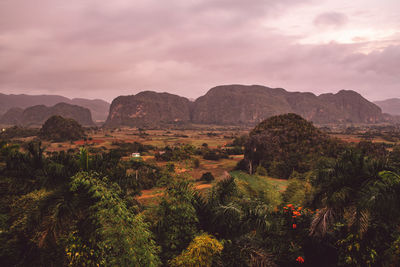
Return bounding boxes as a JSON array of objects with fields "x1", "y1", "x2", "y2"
[{"x1": 0, "y1": 0, "x2": 399, "y2": 102}]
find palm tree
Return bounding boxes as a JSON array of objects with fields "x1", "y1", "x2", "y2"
[
  {"x1": 79, "y1": 147, "x2": 89, "y2": 171},
  {"x1": 310, "y1": 150, "x2": 386, "y2": 237}
]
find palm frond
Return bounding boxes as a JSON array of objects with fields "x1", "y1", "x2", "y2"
[
  {"x1": 238, "y1": 238, "x2": 277, "y2": 267},
  {"x1": 309, "y1": 207, "x2": 335, "y2": 237},
  {"x1": 358, "y1": 209, "x2": 370, "y2": 237}
]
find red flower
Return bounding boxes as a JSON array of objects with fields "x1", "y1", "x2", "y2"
[
  {"x1": 292, "y1": 224, "x2": 297, "y2": 229},
  {"x1": 296, "y1": 256, "x2": 304, "y2": 263}
]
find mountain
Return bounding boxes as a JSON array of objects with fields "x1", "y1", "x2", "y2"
[
  {"x1": 0, "y1": 93, "x2": 68, "y2": 114},
  {"x1": 104, "y1": 91, "x2": 191, "y2": 127},
  {"x1": 105, "y1": 85, "x2": 385, "y2": 128},
  {"x1": 192, "y1": 85, "x2": 383, "y2": 125},
  {"x1": 374, "y1": 98, "x2": 400, "y2": 116},
  {"x1": 0, "y1": 102, "x2": 94, "y2": 126},
  {"x1": 0, "y1": 108, "x2": 24, "y2": 125},
  {"x1": 69, "y1": 98, "x2": 110, "y2": 121},
  {"x1": 192, "y1": 85, "x2": 292, "y2": 125},
  {"x1": 0, "y1": 93, "x2": 109, "y2": 121},
  {"x1": 317, "y1": 90, "x2": 382, "y2": 123}
]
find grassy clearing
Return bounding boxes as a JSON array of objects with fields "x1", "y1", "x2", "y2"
[
  {"x1": 185, "y1": 155, "x2": 243, "y2": 180},
  {"x1": 137, "y1": 182, "x2": 212, "y2": 206},
  {"x1": 230, "y1": 171, "x2": 288, "y2": 206}
]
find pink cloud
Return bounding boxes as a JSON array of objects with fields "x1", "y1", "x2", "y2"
[
  {"x1": 0, "y1": 0, "x2": 399, "y2": 102},
  {"x1": 314, "y1": 12, "x2": 349, "y2": 28}
]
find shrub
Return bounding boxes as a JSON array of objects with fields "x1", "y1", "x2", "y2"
[
  {"x1": 193, "y1": 158, "x2": 200, "y2": 168},
  {"x1": 282, "y1": 179, "x2": 312, "y2": 205},
  {"x1": 200, "y1": 172, "x2": 215, "y2": 183},
  {"x1": 169, "y1": 234, "x2": 223, "y2": 267},
  {"x1": 203, "y1": 150, "x2": 220, "y2": 161},
  {"x1": 255, "y1": 165, "x2": 268, "y2": 176}
]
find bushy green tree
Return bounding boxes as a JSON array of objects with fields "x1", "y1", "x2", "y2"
[
  {"x1": 255, "y1": 164, "x2": 268, "y2": 176},
  {"x1": 169, "y1": 233, "x2": 223, "y2": 267},
  {"x1": 151, "y1": 179, "x2": 199, "y2": 263},
  {"x1": 244, "y1": 114, "x2": 343, "y2": 178},
  {"x1": 200, "y1": 172, "x2": 215, "y2": 183},
  {"x1": 39, "y1": 115, "x2": 85, "y2": 142},
  {"x1": 282, "y1": 178, "x2": 312, "y2": 206},
  {"x1": 68, "y1": 172, "x2": 160, "y2": 266}
]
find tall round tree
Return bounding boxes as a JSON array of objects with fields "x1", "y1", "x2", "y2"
[{"x1": 39, "y1": 115, "x2": 85, "y2": 142}]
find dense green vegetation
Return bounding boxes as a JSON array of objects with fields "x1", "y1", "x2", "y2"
[
  {"x1": 0, "y1": 126, "x2": 39, "y2": 139},
  {"x1": 1, "y1": 113, "x2": 400, "y2": 266},
  {"x1": 154, "y1": 144, "x2": 232, "y2": 162}
]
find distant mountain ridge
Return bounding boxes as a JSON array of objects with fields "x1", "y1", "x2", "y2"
[
  {"x1": 0, "y1": 102, "x2": 94, "y2": 126},
  {"x1": 374, "y1": 98, "x2": 400, "y2": 116},
  {"x1": 0, "y1": 93, "x2": 109, "y2": 121},
  {"x1": 105, "y1": 84, "x2": 387, "y2": 127}
]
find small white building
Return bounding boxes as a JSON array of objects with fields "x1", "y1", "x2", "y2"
[{"x1": 131, "y1": 152, "x2": 141, "y2": 158}]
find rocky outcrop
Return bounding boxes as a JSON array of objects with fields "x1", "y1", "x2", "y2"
[
  {"x1": 317, "y1": 90, "x2": 383, "y2": 123},
  {"x1": 192, "y1": 85, "x2": 384, "y2": 125},
  {"x1": 104, "y1": 91, "x2": 191, "y2": 128},
  {"x1": 191, "y1": 85, "x2": 292, "y2": 125}
]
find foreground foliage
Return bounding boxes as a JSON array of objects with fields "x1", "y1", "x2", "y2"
[{"x1": 2, "y1": 114, "x2": 400, "y2": 266}]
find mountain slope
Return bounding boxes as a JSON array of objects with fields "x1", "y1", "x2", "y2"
[
  {"x1": 0, "y1": 102, "x2": 94, "y2": 126},
  {"x1": 317, "y1": 90, "x2": 383, "y2": 123},
  {"x1": 192, "y1": 85, "x2": 292, "y2": 125},
  {"x1": 70, "y1": 98, "x2": 110, "y2": 121},
  {"x1": 0, "y1": 108, "x2": 24, "y2": 125},
  {"x1": 0, "y1": 93, "x2": 69, "y2": 115},
  {"x1": 374, "y1": 98, "x2": 400, "y2": 115},
  {"x1": 0, "y1": 93, "x2": 109, "y2": 121}
]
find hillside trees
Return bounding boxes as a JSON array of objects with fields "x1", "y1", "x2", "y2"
[{"x1": 39, "y1": 115, "x2": 85, "y2": 142}]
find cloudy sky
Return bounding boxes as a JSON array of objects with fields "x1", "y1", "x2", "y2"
[{"x1": 0, "y1": 0, "x2": 399, "y2": 102}]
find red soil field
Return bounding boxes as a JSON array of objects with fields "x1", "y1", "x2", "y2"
[{"x1": 74, "y1": 139, "x2": 105, "y2": 145}]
